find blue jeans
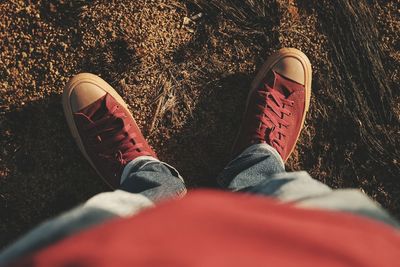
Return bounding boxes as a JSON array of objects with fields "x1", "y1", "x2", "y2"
[{"x1": 0, "y1": 144, "x2": 398, "y2": 266}]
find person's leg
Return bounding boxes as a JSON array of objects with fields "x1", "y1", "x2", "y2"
[
  {"x1": 0, "y1": 74, "x2": 186, "y2": 266},
  {"x1": 120, "y1": 156, "x2": 186, "y2": 202},
  {"x1": 219, "y1": 48, "x2": 398, "y2": 227},
  {"x1": 0, "y1": 157, "x2": 185, "y2": 266},
  {"x1": 217, "y1": 143, "x2": 398, "y2": 227},
  {"x1": 218, "y1": 143, "x2": 286, "y2": 191}
]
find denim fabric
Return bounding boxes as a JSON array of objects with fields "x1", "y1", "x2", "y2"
[
  {"x1": 218, "y1": 143, "x2": 399, "y2": 227},
  {"x1": 217, "y1": 143, "x2": 285, "y2": 191},
  {"x1": 119, "y1": 156, "x2": 186, "y2": 202}
]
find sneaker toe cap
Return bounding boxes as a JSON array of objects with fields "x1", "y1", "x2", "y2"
[
  {"x1": 272, "y1": 57, "x2": 305, "y2": 85},
  {"x1": 70, "y1": 82, "x2": 107, "y2": 112}
]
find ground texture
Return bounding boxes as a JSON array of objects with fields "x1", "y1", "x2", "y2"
[{"x1": 0, "y1": 0, "x2": 399, "y2": 248}]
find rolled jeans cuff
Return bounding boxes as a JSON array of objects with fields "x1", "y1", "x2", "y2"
[
  {"x1": 217, "y1": 143, "x2": 285, "y2": 190},
  {"x1": 244, "y1": 143, "x2": 285, "y2": 169},
  {"x1": 120, "y1": 156, "x2": 184, "y2": 184},
  {"x1": 119, "y1": 156, "x2": 186, "y2": 202}
]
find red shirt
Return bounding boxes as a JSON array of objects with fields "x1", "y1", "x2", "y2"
[{"x1": 14, "y1": 190, "x2": 400, "y2": 267}]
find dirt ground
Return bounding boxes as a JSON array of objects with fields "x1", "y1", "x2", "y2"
[{"x1": 0, "y1": 0, "x2": 399, "y2": 248}]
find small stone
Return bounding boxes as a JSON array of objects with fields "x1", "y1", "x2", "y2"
[{"x1": 183, "y1": 17, "x2": 191, "y2": 25}]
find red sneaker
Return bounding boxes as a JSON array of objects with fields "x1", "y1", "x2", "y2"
[
  {"x1": 62, "y1": 73, "x2": 157, "y2": 188},
  {"x1": 232, "y1": 48, "x2": 312, "y2": 162}
]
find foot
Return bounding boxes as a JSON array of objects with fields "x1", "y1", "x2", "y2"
[
  {"x1": 62, "y1": 73, "x2": 157, "y2": 188},
  {"x1": 232, "y1": 48, "x2": 312, "y2": 162}
]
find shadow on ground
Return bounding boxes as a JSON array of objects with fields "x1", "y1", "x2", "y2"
[
  {"x1": 160, "y1": 73, "x2": 251, "y2": 187},
  {"x1": 0, "y1": 95, "x2": 108, "y2": 247}
]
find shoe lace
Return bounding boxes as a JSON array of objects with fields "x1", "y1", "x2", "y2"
[
  {"x1": 83, "y1": 104, "x2": 143, "y2": 166},
  {"x1": 255, "y1": 84, "x2": 294, "y2": 155}
]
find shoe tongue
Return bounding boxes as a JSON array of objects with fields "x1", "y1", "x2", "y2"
[
  {"x1": 272, "y1": 71, "x2": 304, "y2": 98},
  {"x1": 99, "y1": 94, "x2": 125, "y2": 135},
  {"x1": 76, "y1": 93, "x2": 124, "y2": 139},
  {"x1": 263, "y1": 71, "x2": 290, "y2": 98},
  {"x1": 77, "y1": 93, "x2": 120, "y2": 121},
  {"x1": 93, "y1": 94, "x2": 118, "y2": 121}
]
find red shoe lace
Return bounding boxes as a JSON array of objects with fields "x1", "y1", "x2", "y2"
[
  {"x1": 254, "y1": 84, "x2": 294, "y2": 155},
  {"x1": 83, "y1": 104, "x2": 144, "y2": 166}
]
